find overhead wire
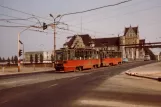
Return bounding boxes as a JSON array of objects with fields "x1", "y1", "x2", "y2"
[
  {"x1": 74, "y1": 5, "x2": 161, "y2": 26},
  {"x1": 0, "y1": 19, "x2": 81, "y2": 39},
  {"x1": 0, "y1": 14, "x2": 100, "y2": 37},
  {"x1": 0, "y1": 4, "x2": 52, "y2": 22},
  {"x1": 0, "y1": 13, "x2": 107, "y2": 35},
  {"x1": 60, "y1": 0, "x2": 132, "y2": 17},
  {"x1": 62, "y1": 0, "x2": 146, "y2": 23},
  {"x1": 0, "y1": 0, "x2": 133, "y2": 36}
]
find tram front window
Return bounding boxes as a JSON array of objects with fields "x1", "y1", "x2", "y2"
[
  {"x1": 56, "y1": 51, "x2": 63, "y2": 61},
  {"x1": 56, "y1": 50, "x2": 68, "y2": 61}
]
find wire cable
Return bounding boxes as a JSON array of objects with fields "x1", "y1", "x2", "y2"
[
  {"x1": 0, "y1": 0, "x2": 132, "y2": 36},
  {"x1": 61, "y1": 0, "x2": 132, "y2": 17}
]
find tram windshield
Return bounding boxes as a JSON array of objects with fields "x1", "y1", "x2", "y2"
[
  {"x1": 55, "y1": 49, "x2": 70, "y2": 61},
  {"x1": 55, "y1": 50, "x2": 63, "y2": 61}
]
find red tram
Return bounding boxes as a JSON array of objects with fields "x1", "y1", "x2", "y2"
[{"x1": 54, "y1": 48, "x2": 122, "y2": 72}]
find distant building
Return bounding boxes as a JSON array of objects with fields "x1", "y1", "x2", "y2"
[{"x1": 24, "y1": 51, "x2": 53, "y2": 63}]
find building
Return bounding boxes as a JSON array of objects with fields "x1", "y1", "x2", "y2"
[
  {"x1": 64, "y1": 34, "x2": 120, "y2": 51},
  {"x1": 24, "y1": 51, "x2": 53, "y2": 63},
  {"x1": 120, "y1": 26, "x2": 145, "y2": 60},
  {"x1": 64, "y1": 26, "x2": 145, "y2": 60}
]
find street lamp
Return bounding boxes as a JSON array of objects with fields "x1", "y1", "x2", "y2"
[{"x1": 49, "y1": 14, "x2": 61, "y2": 65}]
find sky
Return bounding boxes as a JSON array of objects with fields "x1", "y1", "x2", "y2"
[{"x1": 0, "y1": 0, "x2": 161, "y2": 58}]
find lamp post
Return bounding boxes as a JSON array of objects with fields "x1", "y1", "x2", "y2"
[
  {"x1": 49, "y1": 14, "x2": 61, "y2": 65},
  {"x1": 23, "y1": 43, "x2": 25, "y2": 65}
]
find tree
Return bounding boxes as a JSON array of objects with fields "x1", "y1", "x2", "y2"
[
  {"x1": 2, "y1": 57, "x2": 5, "y2": 62},
  {"x1": 30, "y1": 54, "x2": 33, "y2": 64},
  {"x1": 7, "y1": 57, "x2": 10, "y2": 64},
  {"x1": 40, "y1": 54, "x2": 43, "y2": 63},
  {"x1": 14, "y1": 56, "x2": 18, "y2": 64},
  {"x1": 11, "y1": 56, "x2": 14, "y2": 64},
  {"x1": 51, "y1": 54, "x2": 54, "y2": 63},
  {"x1": 0, "y1": 57, "x2": 1, "y2": 62},
  {"x1": 35, "y1": 54, "x2": 38, "y2": 63}
]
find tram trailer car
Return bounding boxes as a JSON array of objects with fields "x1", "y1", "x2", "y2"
[
  {"x1": 100, "y1": 51, "x2": 122, "y2": 66},
  {"x1": 55, "y1": 48, "x2": 122, "y2": 72}
]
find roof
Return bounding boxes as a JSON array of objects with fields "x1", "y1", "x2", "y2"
[
  {"x1": 65, "y1": 34, "x2": 92, "y2": 48},
  {"x1": 124, "y1": 26, "x2": 138, "y2": 36},
  {"x1": 65, "y1": 34, "x2": 120, "y2": 48},
  {"x1": 92, "y1": 37, "x2": 120, "y2": 47}
]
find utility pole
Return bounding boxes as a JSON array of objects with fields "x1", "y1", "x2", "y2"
[
  {"x1": 23, "y1": 43, "x2": 25, "y2": 66},
  {"x1": 42, "y1": 14, "x2": 68, "y2": 67},
  {"x1": 18, "y1": 33, "x2": 20, "y2": 72},
  {"x1": 81, "y1": 17, "x2": 82, "y2": 34},
  {"x1": 53, "y1": 19, "x2": 56, "y2": 63},
  {"x1": 49, "y1": 14, "x2": 66, "y2": 65}
]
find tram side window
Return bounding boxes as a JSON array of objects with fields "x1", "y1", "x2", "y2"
[
  {"x1": 81, "y1": 51, "x2": 84, "y2": 58},
  {"x1": 85, "y1": 51, "x2": 88, "y2": 59},
  {"x1": 106, "y1": 52, "x2": 109, "y2": 58},
  {"x1": 67, "y1": 50, "x2": 71, "y2": 60},
  {"x1": 88, "y1": 50, "x2": 91, "y2": 59},
  {"x1": 75, "y1": 51, "x2": 79, "y2": 59},
  {"x1": 109, "y1": 52, "x2": 113, "y2": 58},
  {"x1": 71, "y1": 50, "x2": 75, "y2": 60},
  {"x1": 68, "y1": 50, "x2": 74, "y2": 60},
  {"x1": 114, "y1": 52, "x2": 117, "y2": 58},
  {"x1": 115, "y1": 52, "x2": 118, "y2": 58},
  {"x1": 75, "y1": 51, "x2": 77, "y2": 59},
  {"x1": 113, "y1": 52, "x2": 116, "y2": 58},
  {"x1": 63, "y1": 51, "x2": 67, "y2": 60}
]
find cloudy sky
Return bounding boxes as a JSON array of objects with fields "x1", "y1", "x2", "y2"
[{"x1": 0, "y1": 0, "x2": 161, "y2": 58}]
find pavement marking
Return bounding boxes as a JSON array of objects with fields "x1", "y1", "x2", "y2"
[
  {"x1": 77, "y1": 99, "x2": 156, "y2": 107},
  {"x1": 0, "y1": 79, "x2": 35, "y2": 85},
  {"x1": 70, "y1": 77, "x2": 79, "y2": 80},
  {"x1": 47, "y1": 83, "x2": 58, "y2": 88}
]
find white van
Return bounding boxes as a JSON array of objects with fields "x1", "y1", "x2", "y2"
[{"x1": 144, "y1": 55, "x2": 150, "y2": 61}]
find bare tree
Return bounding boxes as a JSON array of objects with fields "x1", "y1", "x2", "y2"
[
  {"x1": 7, "y1": 57, "x2": 10, "y2": 65},
  {"x1": 11, "y1": 56, "x2": 14, "y2": 64},
  {"x1": 14, "y1": 56, "x2": 18, "y2": 64},
  {"x1": 0, "y1": 57, "x2": 2, "y2": 62}
]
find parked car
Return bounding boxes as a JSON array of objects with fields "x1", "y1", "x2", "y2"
[
  {"x1": 122, "y1": 58, "x2": 128, "y2": 63},
  {"x1": 144, "y1": 55, "x2": 150, "y2": 61}
]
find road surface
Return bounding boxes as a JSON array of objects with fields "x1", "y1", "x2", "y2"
[{"x1": 0, "y1": 61, "x2": 160, "y2": 107}]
